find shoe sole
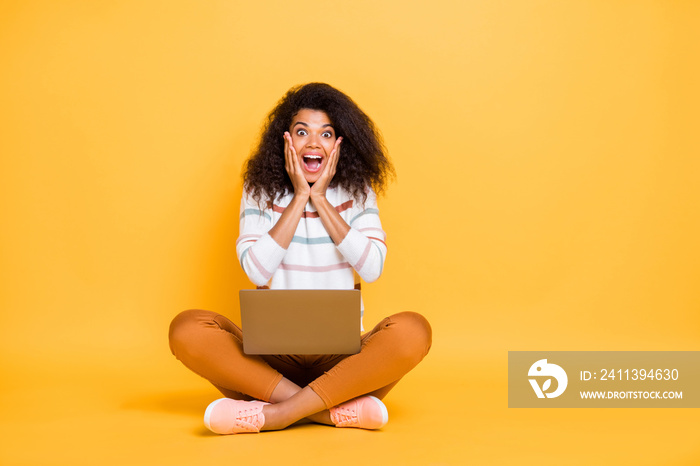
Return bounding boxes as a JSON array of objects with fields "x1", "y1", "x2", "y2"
[
  {"x1": 203, "y1": 398, "x2": 228, "y2": 432},
  {"x1": 367, "y1": 396, "x2": 389, "y2": 427}
]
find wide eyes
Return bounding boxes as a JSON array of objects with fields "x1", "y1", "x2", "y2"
[{"x1": 294, "y1": 129, "x2": 334, "y2": 138}]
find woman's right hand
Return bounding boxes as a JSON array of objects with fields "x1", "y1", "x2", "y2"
[
  {"x1": 268, "y1": 133, "x2": 311, "y2": 248},
  {"x1": 284, "y1": 132, "x2": 310, "y2": 199}
]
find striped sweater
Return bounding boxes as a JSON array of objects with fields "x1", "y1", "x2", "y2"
[{"x1": 236, "y1": 186, "x2": 387, "y2": 294}]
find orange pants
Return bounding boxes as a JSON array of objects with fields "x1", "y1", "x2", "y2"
[{"x1": 169, "y1": 309, "x2": 432, "y2": 408}]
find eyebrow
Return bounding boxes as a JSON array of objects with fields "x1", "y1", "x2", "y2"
[{"x1": 292, "y1": 122, "x2": 334, "y2": 129}]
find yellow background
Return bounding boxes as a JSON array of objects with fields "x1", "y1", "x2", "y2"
[{"x1": 1, "y1": 1, "x2": 698, "y2": 464}]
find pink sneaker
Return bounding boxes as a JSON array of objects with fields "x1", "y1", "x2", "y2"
[
  {"x1": 203, "y1": 398, "x2": 269, "y2": 434},
  {"x1": 329, "y1": 396, "x2": 389, "y2": 429}
]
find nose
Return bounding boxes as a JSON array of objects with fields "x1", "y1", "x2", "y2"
[{"x1": 306, "y1": 133, "x2": 321, "y2": 148}]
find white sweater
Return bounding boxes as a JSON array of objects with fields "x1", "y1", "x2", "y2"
[
  {"x1": 236, "y1": 186, "x2": 387, "y2": 289},
  {"x1": 236, "y1": 187, "x2": 387, "y2": 329}
]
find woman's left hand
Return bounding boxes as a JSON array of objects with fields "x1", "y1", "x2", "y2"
[
  {"x1": 308, "y1": 136, "x2": 350, "y2": 244},
  {"x1": 310, "y1": 137, "x2": 342, "y2": 202}
]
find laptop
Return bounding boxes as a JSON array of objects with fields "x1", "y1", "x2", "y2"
[{"x1": 240, "y1": 289, "x2": 362, "y2": 355}]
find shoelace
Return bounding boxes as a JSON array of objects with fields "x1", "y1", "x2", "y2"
[
  {"x1": 234, "y1": 405, "x2": 265, "y2": 430},
  {"x1": 331, "y1": 406, "x2": 359, "y2": 426}
]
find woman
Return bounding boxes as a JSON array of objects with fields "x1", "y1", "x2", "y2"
[{"x1": 169, "y1": 83, "x2": 432, "y2": 434}]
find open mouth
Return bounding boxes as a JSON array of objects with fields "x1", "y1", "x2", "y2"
[{"x1": 302, "y1": 155, "x2": 323, "y2": 172}]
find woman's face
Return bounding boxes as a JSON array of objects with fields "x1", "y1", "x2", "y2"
[{"x1": 289, "y1": 108, "x2": 337, "y2": 184}]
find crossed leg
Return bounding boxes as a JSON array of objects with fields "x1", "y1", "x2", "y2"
[{"x1": 169, "y1": 309, "x2": 431, "y2": 430}]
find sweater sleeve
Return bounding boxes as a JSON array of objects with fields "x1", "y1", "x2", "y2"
[
  {"x1": 236, "y1": 194, "x2": 287, "y2": 287},
  {"x1": 335, "y1": 189, "x2": 387, "y2": 283}
]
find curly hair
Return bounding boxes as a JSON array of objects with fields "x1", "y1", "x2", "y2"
[{"x1": 242, "y1": 83, "x2": 394, "y2": 205}]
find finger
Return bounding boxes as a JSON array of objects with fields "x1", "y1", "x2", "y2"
[
  {"x1": 327, "y1": 137, "x2": 342, "y2": 175},
  {"x1": 287, "y1": 134, "x2": 303, "y2": 173},
  {"x1": 284, "y1": 132, "x2": 291, "y2": 169},
  {"x1": 284, "y1": 132, "x2": 298, "y2": 174},
  {"x1": 320, "y1": 140, "x2": 340, "y2": 181},
  {"x1": 284, "y1": 132, "x2": 307, "y2": 188},
  {"x1": 288, "y1": 134, "x2": 299, "y2": 159}
]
